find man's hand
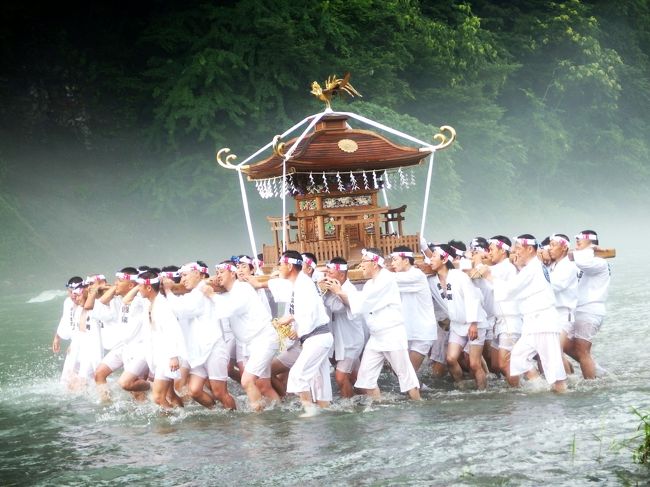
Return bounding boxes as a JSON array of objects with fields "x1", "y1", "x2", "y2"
[
  {"x1": 52, "y1": 335, "x2": 60, "y2": 353},
  {"x1": 468, "y1": 323, "x2": 478, "y2": 341},
  {"x1": 169, "y1": 356, "x2": 180, "y2": 372}
]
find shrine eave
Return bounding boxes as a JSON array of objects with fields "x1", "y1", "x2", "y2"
[{"x1": 243, "y1": 126, "x2": 432, "y2": 181}]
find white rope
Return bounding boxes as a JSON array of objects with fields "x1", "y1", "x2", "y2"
[
  {"x1": 236, "y1": 114, "x2": 318, "y2": 167},
  {"x1": 381, "y1": 188, "x2": 396, "y2": 236},
  {"x1": 237, "y1": 168, "x2": 258, "y2": 260},
  {"x1": 419, "y1": 152, "x2": 436, "y2": 237}
]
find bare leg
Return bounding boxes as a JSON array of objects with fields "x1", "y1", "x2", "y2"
[
  {"x1": 335, "y1": 369, "x2": 355, "y2": 398},
  {"x1": 407, "y1": 387, "x2": 421, "y2": 400},
  {"x1": 408, "y1": 350, "x2": 425, "y2": 375},
  {"x1": 498, "y1": 348, "x2": 519, "y2": 387},
  {"x1": 552, "y1": 379, "x2": 567, "y2": 393},
  {"x1": 256, "y1": 378, "x2": 281, "y2": 403},
  {"x1": 94, "y1": 364, "x2": 113, "y2": 402},
  {"x1": 360, "y1": 387, "x2": 381, "y2": 399},
  {"x1": 152, "y1": 380, "x2": 173, "y2": 408},
  {"x1": 469, "y1": 345, "x2": 487, "y2": 390},
  {"x1": 241, "y1": 371, "x2": 264, "y2": 411},
  {"x1": 174, "y1": 366, "x2": 190, "y2": 399},
  {"x1": 446, "y1": 343, "x2": 464, "y2": 383},
  {"x1": 430, "y1": 361, "x2": 447, "y2": 379},
  {"x1": 270, "y1": 359, "x2": 289, "y2": 398},
  {"x1": 573, "y1": 338, "x2": 596, "y2": 379},
  {"x1": 189, "y1": 375, "x2": 215, "y2": 408},
  {"x1": 118, "y1": 371, "x2": 151, "y2": 393},
  {"x1": 208, "y1": 379, "x2": 236, "y2": 410}
]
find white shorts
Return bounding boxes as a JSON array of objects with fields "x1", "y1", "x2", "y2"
[
  {"x1": 429, "y1": 325, "x2": 449, "y2": 364},
  {"x1": 449, "y1": 328, "x2": 487, "y2": 348},
  {"x1": 494, "y1": 332, "x2": 521, "y2": 351},
  {"x1": 243, "y1": 330, "x2": 279, "y2": 379},
  {"x1": 485, "y1": 326, "x2": 494, "y2": 341},
  {"x1": 236, "y1": 340, "x2": 249, "y2": 364},
  {"x1": 355, "y1": 348, "x2": 419, "y2": 393},
  {"x1": 335, "y1": 357, "x2": 360, "y2": 374},
  {"x1": 276, "y1": 342, "x2": 302, "y2": 368},
  {"x1": 153, "y1": 361, "x2": 179, "y2": 381},
  {"x1": 510, "y1": 332, "x2": 566, "y2": 384},
  {"x1": 408, "y1": 339, "x2": 435, "y2": 356},
  {"x1": 101, "y1": 346, "x2": 125, "y2": 372},
  {"x1": 573, "y1": 312, "x2": 604, "y2": 342},
  {"x1": 190, "y1": 341, "x2": 230, "y2": 381},
  {"x1": 286, "y1": 332, "x2": 334, "y2": 401}
]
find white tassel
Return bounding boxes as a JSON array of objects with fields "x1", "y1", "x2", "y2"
[
  {"x1": 336, "y1": 171, "x2": 345, "y2": 192},
  {"x1": 308, "y1": 172, "x2": 316, "y2": 192},
  {"x1": 322, "y1": 172, "x2": 329, "y2": 193},
  {"x1": 350, "y1": 171, "x2": 359, "y2": 191},
  {"x1": 362, "y1": 171, "x2": 369, "y2": 190},
  {"x1": 372, "y1": 171, "x2": 379, "y2": 189}
]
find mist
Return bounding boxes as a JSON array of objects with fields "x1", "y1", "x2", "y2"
[{"x1": 1, "y1": 1, "x2": 648, "y2": 293}]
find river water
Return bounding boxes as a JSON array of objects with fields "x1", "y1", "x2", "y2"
[{"x1": 1, "y1": 250, "x2": 648, "y2": 486}]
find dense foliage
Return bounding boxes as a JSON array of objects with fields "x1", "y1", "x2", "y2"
[{"x1": 1, "y1": 1, "x2": 648, "y2": 283}]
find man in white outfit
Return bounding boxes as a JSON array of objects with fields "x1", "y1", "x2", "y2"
[
  {"x1": 571, "y1": 230, "x2": 610, "y2": 379},
  {"x1": 389, "y1": 246, "x2": 437, "y2": 375},
  {"x1": 93, "y1": 267, "x2": 149, "y2": 401},
  {"x1": 163, "y1": 261, "x2": 236, "y2": 410},
  {"x1": 204, "y1": 261, "x2": 280, "y2": 411},
  {"x1": 547, "y1": 234, "x2": 579, "y2": 375},
  {"x1": 266, "y1": 251, "x2": 333, "y2": 415},
  {"x1": 332, "y1": 248, "x2": 420, "y2": 400},
  {"x1": 137, "y1": 271, "x2": 184, "y2": 409},
  {"x1": 320, "y1": 257, "x2": 366, "y2": 398},
  {"x1": 482, "y1": 234, "x2": 567, "y2": 393}
]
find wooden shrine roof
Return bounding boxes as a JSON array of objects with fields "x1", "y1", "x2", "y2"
[{"x1": 243, "y1": 115, "x2": 432, "y2": 180}]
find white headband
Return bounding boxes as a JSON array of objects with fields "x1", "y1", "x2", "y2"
[
  {"x1": 488, "y1": 239, "x2": 511, "y2": 251},
  {"x1": 137, "y1": 276, "x2": 160, "y2": 285},
  {"x1": 159, "y1": 271, "x2": 179, "y2": 279},
  {"x1": 516, "y1": 237, "x2": 537, "y2": 247},
  {"x1": 550, "y1": 235, "x2": 569, "y2": 247},
  {"x1": 433, "y1": 246, "x2": 450, "y2": 260},
  {"x1": 575, "y1": 232, "x2": 598, "y2": 241},
  {"x1": 85, "y1": 274, "x2": 106, "y2": 284},
  {"x1": 238, "y1": 256, "x2": 253, "y2": 265},
  {"x1": 180, "y1": 262, "x2": 209, "y2": 274},
  {"x1": 361, "y1": 249, "x2": 385, "y2": 267},
  {"x1": 326, "y1": 262, "x2": 348, "y2": 271},
  {"x1": 279, "y1": 256, "x2": 303, "y2": 266},
  {"x1": 115, "y1": 272, "x2": 139, "y2": 281},
  {"x1": 390, "y1": 251, "x2": 414, "y2": 259},
  {"x1": 301, "y1": 255, "x2": 317, "y2": 269},
  {"x1": 216, "y1": 263, "x2": 236, "y2": 272}
]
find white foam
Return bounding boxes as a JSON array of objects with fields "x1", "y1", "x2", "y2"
[{"x1": 26, "y1": 290, "x2": 66, "y2": 303}]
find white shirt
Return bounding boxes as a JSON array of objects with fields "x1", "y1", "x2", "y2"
[
  {"x1": 393, "y1": 266, "x2": 437, "y2": 340},
  {"x1": 166, "y1": 281, "x2": 222, "y2": 367},
  {"x1": 56, "y1": 297, "x2": 76, "y2": 341},
  {"x1": 493, "y1": 257, "x2": 557, "y2": 333},
  {"x1": 487, "y1": 259, "x2": 521, "y2": 335},
  {"x1": 322, "y1": 279, "x2": 366, "y2": 360},
  {"x1": 348, "y1": 268, "x2": 408, "y2": 351},
  {"x1": 268, "y1": 272, "x2": 329, "y2": 338},
  {"x1": 92, "y1": 295, "x2": 146, "y2": 350},
  {"x1": 574, "y1": 247, "x2": 610, "y2": 315},
  {"x1": 211, "y1": 280, "x2": 274, "y2": 344},
  {"x1": 436, "y1": 269, "x2": 487, "y2": 335},
  {"x1": 549, "y1": 256, "x2": 579, "y2": 311},
  {"x1": 145, "y1": 293, "x2": 186, "y2": 368}
]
